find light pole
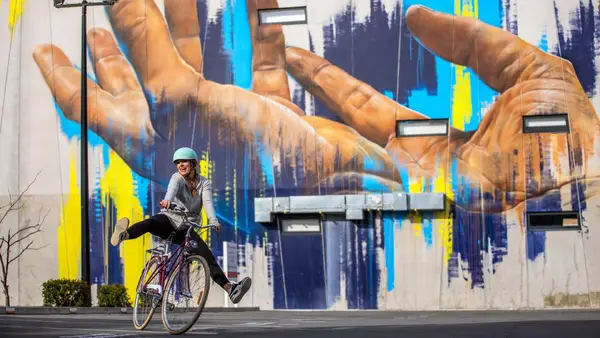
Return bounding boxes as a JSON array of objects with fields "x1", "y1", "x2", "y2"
[{"x1": 53, "y1": 0, "x2": 119, "y2": 285}]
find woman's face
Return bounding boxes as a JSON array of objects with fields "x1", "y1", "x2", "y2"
[{"x1": 175, "y1": 159, "x2": 193, "y2": 177}]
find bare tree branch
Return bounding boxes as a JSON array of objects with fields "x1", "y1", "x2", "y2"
[
  {"x1": 8, "y1": 241, "x2": 34, "y2": 265},
  {"x1": 0, "y1": 249, "x2": 5, "y2": 281},
  {"x1": 12, "y1": 228, "x2": 42, "y2": 247},
  {"x1": 0, "y1": 170, "x2": 47, "y2": 307},
  {"x1": 0, "y1": 170, "x2": 42, "y2": 225}
]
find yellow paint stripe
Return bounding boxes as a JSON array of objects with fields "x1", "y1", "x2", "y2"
[
  {"x1": 433, "y1": 0, "x2": 479, "y2": 264},
  {"x1": 451, "y1": 0, "x2": 477, "y2": 131},
  {"x1": 99, "y1": 151, "x2": 152, "y2": 302},
  {"x1": 199, "y1": 150, "x2": 213, "y2": 243},
  {"x1": 408, "y1": 171, "x2": 424, "y2": 236},
  {"x1": 434, "y1": 166, "x2": 454, "y2": 265},
  {"x1": 6, "y1": 0, "x2": 25, "y2": 32},
  {"x1": 58, "y1": 142, "x2": 81, "y2": 279}
]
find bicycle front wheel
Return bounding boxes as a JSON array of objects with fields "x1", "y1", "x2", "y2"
[
  {"x1": 161, "y1": 254, "x2": 211, "y2": 335},
  {"x1": 133, "y1": 257, "x2": 162, "y2": 330}
]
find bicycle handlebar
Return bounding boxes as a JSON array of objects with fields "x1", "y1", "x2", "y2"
[{"x1": 162, "y1": 202, "x2": 219, "y2": 231}]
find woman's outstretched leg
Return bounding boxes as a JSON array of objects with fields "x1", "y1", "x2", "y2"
[
  {"x1": 110, "y1": 214, "x2": 175, "y2": 246},
  {"x1": 182, "y1": 230, "x2": 252, "y2": 304}
]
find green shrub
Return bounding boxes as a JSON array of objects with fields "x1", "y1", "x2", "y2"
[
  {"x1": 97, "y1": 284, "x2": 132, "y2": 307},
  {"x1": 42, "y1": 278, "x2": 91, "y2": 307}
]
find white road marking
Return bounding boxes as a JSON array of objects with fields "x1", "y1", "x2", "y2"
[
  {"x1": 0, "y1": 324, "x2": 163, "y2": 335},
  {"x1": 59, "y1": 334, "x2": 137, "y2": 338}
]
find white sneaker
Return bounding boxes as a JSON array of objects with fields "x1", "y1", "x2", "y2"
[
  {"x1": 229, "y1": 277, "x2": 252, "y2": 304},
  {"x1": 110, "y1": 218, "x2": 130, "y2": 246}
]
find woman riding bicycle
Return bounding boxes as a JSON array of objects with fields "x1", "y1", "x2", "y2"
[{"x1": 110, "y1": 147, "x2": 252, "y2": 304}]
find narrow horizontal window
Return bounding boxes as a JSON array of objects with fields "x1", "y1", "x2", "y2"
[
  {"x1": 258, "y1": 6, "x2": 307, "y2": 25},
  {"x1": 280, "y1": 217, "x2": 321, "y2": 233},
  {"x1": 522, "y1": 114, "x2": 570, "y2": 134},
  {"x1": 527, "y1": 211, "x2": 580, "y2": 231},
  {"x1": 396, "y1": 119, "x2": 449, "y2": 137}
]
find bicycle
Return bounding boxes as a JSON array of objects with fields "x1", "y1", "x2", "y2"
[{"x1": 132, "y1": 205, "x2": 219, "y2": 335}]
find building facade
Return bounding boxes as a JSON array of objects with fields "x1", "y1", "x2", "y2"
[{"x1": 0, "y1": 0, "x2": 599, "y2": 309}]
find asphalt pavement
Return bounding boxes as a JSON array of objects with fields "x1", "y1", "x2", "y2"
[{"x1": 0, "y1": 309, "x2": 599, "y2": 337}]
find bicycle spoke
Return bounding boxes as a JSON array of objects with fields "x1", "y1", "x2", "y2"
[
  {"x1": 133, "y1": 257, "x2": 161, "y2": 330},
  {"x1": 161, "y1": 255, "x2": 210, "y2": 334}
]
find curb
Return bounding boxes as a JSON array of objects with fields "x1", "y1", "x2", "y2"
[{"x1": 0, "y1": 306, "x2": 260, "y2": 315}]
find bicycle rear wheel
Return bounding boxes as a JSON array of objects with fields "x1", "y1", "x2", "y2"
[
  {"x1": 133, "y1": 257, "x2": 161, "y2": 330},
  {"x1": 161, "y1": 254, "x2": 211, "y2": 335}
]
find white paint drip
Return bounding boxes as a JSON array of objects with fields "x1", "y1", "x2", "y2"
[
  {"x1": 207, "y1": 0, "x2": 227, "y2": 23},
  {"x1": 361, "y1": 240, "x2": 367, "y2": 263},
  {"x1": 516, "y1": 0, "x2": 559, "y2": 50}
]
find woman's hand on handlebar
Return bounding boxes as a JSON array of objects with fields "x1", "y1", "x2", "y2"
[{"x1": 159, "y1": 200, "x2": 171, "y2": 209}]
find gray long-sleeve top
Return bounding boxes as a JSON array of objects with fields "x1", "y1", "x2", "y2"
[{"x1": 160, "y1": 173, "x2": 219, "y2": 229}]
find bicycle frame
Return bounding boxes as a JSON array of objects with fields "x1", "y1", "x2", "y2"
[
  {"x1": 138, "y1": 236, "x2": 187, "y2": 298},
  {"x1": 136, "y1": 212, "x2": 217, "y2": 301}
]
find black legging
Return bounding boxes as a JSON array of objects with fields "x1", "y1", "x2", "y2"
[{"x1": 126, "y1": 214, "x2": 229, "y2": 288}]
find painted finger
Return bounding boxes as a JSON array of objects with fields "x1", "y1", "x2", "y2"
[
  {"x1": 247, "y1": 0, "x2": 291, "y2": 100},
  {"x1": 33, "y1": 44, "x2": 151, "y2": 164},
  {"x1": 302, "y1": 115, "x2": 359, "y2": 136},
  {"x1": 107, "y1": 0, "x2": 184, "y2": 91},
  {"x1": 87, "y1": 28, "x2": 142, "y2": 96},
  {"x1": 268, "y1": 95, "x2": 304, "y2": 116},
  {"x1": 195, "y1": 83, "x2": 401, "y2": 189},
  {"x1": 286, "y1": 46, "x2": 423, "y2": 147},
  {"x1": 303, "y1": 116, "x2": 401, "y2": 183},
  {"x1": 316, "y1": 172, "x2": 404, "y2": 194},
  {"x1": 164, "y1": 0, "x2": 204, "y2": 74},
  {"x1": 33, "y1": 44, "x2": 102, "y2": 121},
  {"x1": 405, "y1": 5, "x2": 576, "y2": 93}
]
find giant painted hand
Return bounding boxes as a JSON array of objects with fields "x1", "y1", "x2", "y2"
[
  {"x1": 33, "y1": 0, "x2": 399, "y2": 191},
  {"x1": 32, "y1": 0, "x2": 600, "y2": 212},
  {"x1": 285, "y1": 6, "x2": 600, "y2": 212}
]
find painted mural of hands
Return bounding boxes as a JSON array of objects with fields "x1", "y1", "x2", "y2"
[
  {"x1": 32, "y1": 0, "x2": 400, "y2": 190},
  {"x1": 285, "y1": 5, "x2": 600, "y2": 212}
]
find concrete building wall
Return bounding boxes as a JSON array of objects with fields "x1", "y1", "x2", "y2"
[{"x1": 0, "y1": 0, "x2": 599, "y2": 309}]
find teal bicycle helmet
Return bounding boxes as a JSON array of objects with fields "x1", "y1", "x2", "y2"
[{"x1": 173, "y1": 147, "x2": 198, "y2": 163}]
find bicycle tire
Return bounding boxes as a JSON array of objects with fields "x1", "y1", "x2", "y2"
[
  {"x1": 133, "y1": 257, "x2": 161, "y2": 330},
  {"x1": 161, "y1": 254, "x2": 211, "y2": 335}
]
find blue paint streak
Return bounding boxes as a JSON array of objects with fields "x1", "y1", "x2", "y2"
[
  {"x1": 465, "y1": 0, "x2": 502, "y2": 132},
  {"x1": 396, "y1": 162, "x2": 411, "y2": 189},
  {"x1": 133, "y1": 174, "x2": 150, "y2": 212},
  {"x1": 382, "y1": 214, "x2": 395, "y2": 292},
  {"x1": 403, "y1": 0, "x2": 453, "y2": 120},
  {"x1": 383, "y1": 90, "x2": 394, "y2": 100},
  {"x1": 554, "y1": 1, "x2": 597, "y2": 96},
  {"x1": 361, "y1": 175, "x2": 392, "y2": 192},
  {"x1": 527, "y1": 231, "x2": 546, "y2": 261},
  {"x1": 222, "y1": 0, "x2": 274, "y2": 186},
  {"x1": 403, "y1": 1, "x2": 502, "y2": 132},
  {"x1": 255, "y1": 140, "x2": 275, "y2": 187},
  {"x1": 324, "y1": 220, "x2": 342, "y2": 308},
  {"x1": 538, "y1": 33, "x2": 549, "y2": 52},
  {"x1": 232, "y1": 0, "x2": 253, "y2": 90},
  {"x1": 422, "y1": 213, "x2": 433, "y2": 247},
  {"x1": 363, "y1": 156, "x2": 385, "y2": 172},
  {"x1": 244, "y1": 147, "x2": 250, "y2": 232},
  {"x1": 222, "y1": 0, "x2": 252, "y2": 90},
  {"x1": 367, "y1": 219, "x2": 375, "y2": 308}
]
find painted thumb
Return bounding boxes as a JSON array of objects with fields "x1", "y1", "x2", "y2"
[
  {"x1": 404, "y1": 5, "x2": 472, "y2": 65},
  {"x1": 405, "y1": 5, "x2": 521, "y2": 92}
]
